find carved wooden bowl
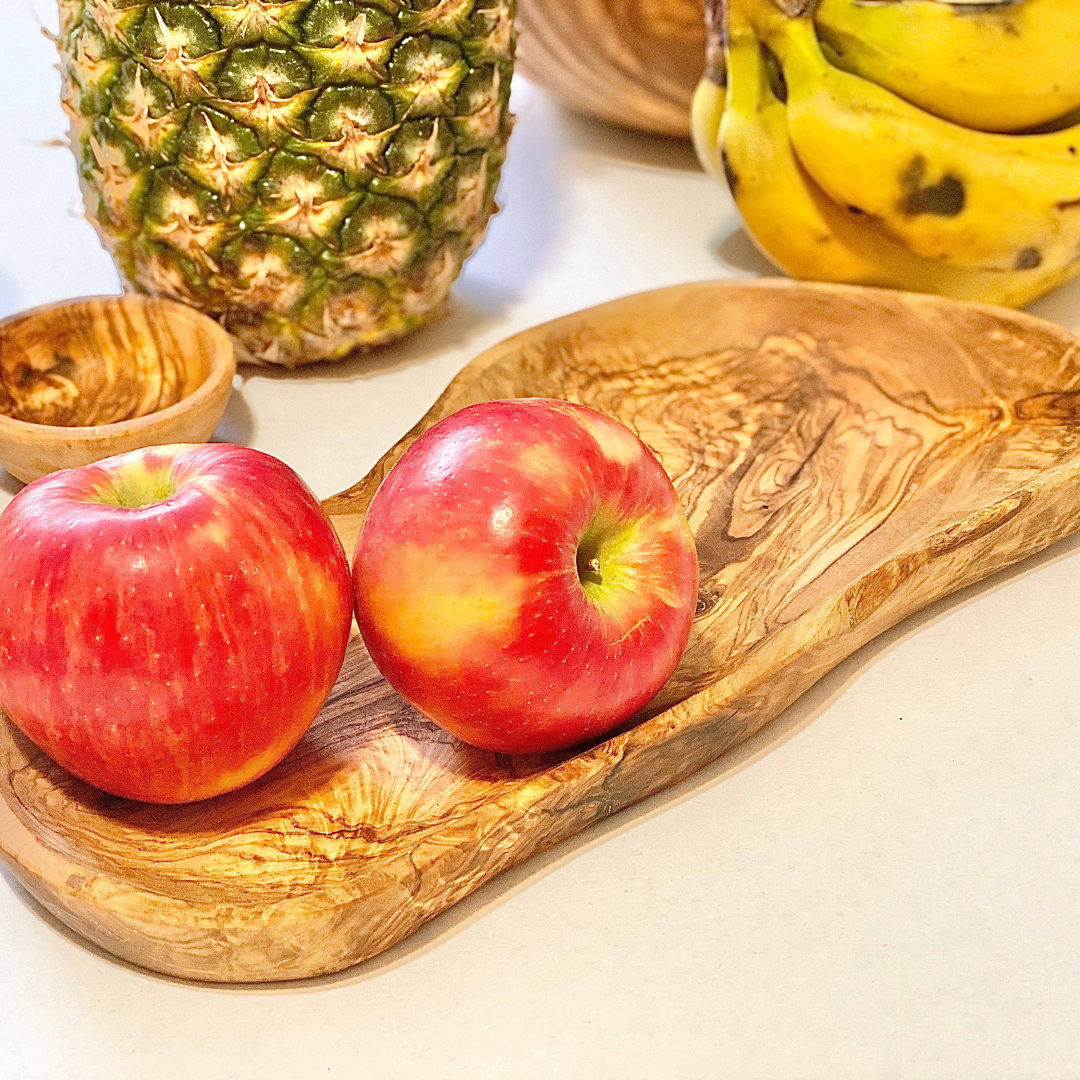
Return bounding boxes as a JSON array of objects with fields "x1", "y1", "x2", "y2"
[
  {"x1": 3, "y1": 280, "x2": 1080, "y2": 983},
  {"x1": 0, "y1": 296, "x2": 236, "y2": 483},
  {"x1": 517, "y1": 0, "x2": 708, "y2": 138}
]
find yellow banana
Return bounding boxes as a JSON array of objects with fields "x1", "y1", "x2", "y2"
[
  {"x1": 717, "y1": 7, "x2": 1080, "y2": 307},
  {"x1": 691, "y1": 77, "x2": 727, "y2": 181},
  {"x1": 753, "y1": 4, "x2": 1080, "y2": 272},
  {"x1": 814, "y1": 0, "x2": 1080, "y2": 134},
  {"x1": 692, "y1": 0, "x2": 729, "y2": 181}
]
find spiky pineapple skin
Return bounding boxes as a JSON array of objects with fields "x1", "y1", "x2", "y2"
[{"x1": 57, "y1": 0, "x2": 515, "y2": 366}]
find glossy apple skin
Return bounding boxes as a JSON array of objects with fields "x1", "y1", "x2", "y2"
[
  {"x1": 354, "y1": 399, "x2": 699, "y2": 754},
  {"x1": 0, "y1": 444, "x2": 353, "y2": 803}
]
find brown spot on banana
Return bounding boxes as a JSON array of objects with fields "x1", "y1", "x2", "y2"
[
  {"x1": 1015, "y1": 247, "x2": 1043, "y2": 270},
  {"x1": 899, "y1": 156, "x2": 966, "y2": 217}
]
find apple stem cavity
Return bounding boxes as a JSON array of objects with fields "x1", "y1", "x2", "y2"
[
  {"x1": 576, "y1": 537, "x2": 605, "y2": 590},
  {"x1": 93, "y1": 463, "x2": 179, "y2": 509}
]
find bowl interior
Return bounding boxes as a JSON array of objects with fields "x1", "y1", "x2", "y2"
[{"x1": 0, "y1": 297, "x2": 221, "y2": 428}]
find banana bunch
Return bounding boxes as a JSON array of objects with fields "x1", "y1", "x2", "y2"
[{"x1": 692, "y1": 0, "x2": 1080, "y2": 308}]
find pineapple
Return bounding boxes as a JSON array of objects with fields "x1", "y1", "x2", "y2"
[{"x1": 57, "y1": 0, "x2": 515, "y2": 366}]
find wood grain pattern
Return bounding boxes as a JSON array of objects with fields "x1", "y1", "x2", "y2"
[
  {"x1": 0, "y1": 296, "x2": 235, "y2": 482},
  {"x1": 4, "y1": 279, "x2": 1080, "y2": 983},
  {"x1": 517, "y1": 0, "x2": 708, "y2": 137}
]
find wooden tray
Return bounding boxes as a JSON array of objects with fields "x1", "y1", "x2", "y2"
[{"x1": 3, "y1": 280, "x2": 1080, "y2": 983}]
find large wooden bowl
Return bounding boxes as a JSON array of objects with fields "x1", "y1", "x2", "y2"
[
  {"x1": 3, "y1": 280, "x2": 1080, "y2": 982},
  {"x1": 0, "y1": 296, "x2": 235, "y2": 483},
  {"x1": 517, "y1": 0, "x2": 708, "y2": 138}
]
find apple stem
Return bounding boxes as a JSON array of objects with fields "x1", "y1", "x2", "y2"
[
  {"x1": 577, "y1": 553, "x2": 604, "y2": 588},
  {"x1": 576, "y1": 533, "x2": 606, "y2": 589}
]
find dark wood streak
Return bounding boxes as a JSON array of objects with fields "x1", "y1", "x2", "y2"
[{"x1": 3, "y1": 280, "x2": 1080, "y2": 983}]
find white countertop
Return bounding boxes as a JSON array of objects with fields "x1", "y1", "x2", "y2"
[{"x1": 4, "y1": 8, "x2": 1080, "y2": 1079}]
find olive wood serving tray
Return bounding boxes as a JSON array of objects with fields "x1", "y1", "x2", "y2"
[{"x1": 4, "y1": 280, "x2": 1080, "y2": 983}]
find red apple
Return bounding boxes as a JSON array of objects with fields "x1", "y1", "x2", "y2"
[
  {"x1": 353, "y1": 399, "x2": 699, "y2": 754},
  {"x1": 0, "y1": 444, "x2": 353, "y2": 803}
]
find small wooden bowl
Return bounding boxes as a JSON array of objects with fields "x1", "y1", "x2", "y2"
[{"x1": 0, "y1": 296, "x2": 236, "y2": 483}]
